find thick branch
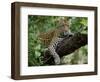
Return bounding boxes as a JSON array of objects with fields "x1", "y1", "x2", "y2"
[{"x1": 43, "y1": 33, "x2": 87, "y2": 65}]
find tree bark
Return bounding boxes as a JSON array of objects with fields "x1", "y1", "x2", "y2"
[{"x1": 43, "y1": 33, "x2": 87, "y2": 65}]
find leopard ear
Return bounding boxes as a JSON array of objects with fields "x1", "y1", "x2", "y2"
[{"x1": 57, "y1": 17, "x2": 68, "y2": 24}]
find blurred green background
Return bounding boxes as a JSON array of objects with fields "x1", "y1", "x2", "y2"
[{"x1": 28, "y1": 15, "x2": 88, "y2": 66}]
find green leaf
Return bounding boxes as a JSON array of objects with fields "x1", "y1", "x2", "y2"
[
  {"x1": 35, "y1": 51, "x2": 41, "y2": 58},
  {"x1": 34, "y1": 44, "x2": 41, "y2": 50}
]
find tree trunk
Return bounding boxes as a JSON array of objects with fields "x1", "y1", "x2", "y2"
[{"x1": 43, "y1": 33, "x2": 87, "y2": 65}]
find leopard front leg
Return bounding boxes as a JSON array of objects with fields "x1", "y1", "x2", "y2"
[{"x1": 48, "y1": 45, "x2": 60, "y2": 65}]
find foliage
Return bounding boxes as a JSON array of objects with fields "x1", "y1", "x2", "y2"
[{"x1": 28, "y1": 15, "x2": 88, "y2": 66}]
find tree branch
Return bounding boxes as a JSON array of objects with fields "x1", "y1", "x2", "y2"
[{"x1": 43, "y1": 33, "x2": 87, "y2": 65}]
